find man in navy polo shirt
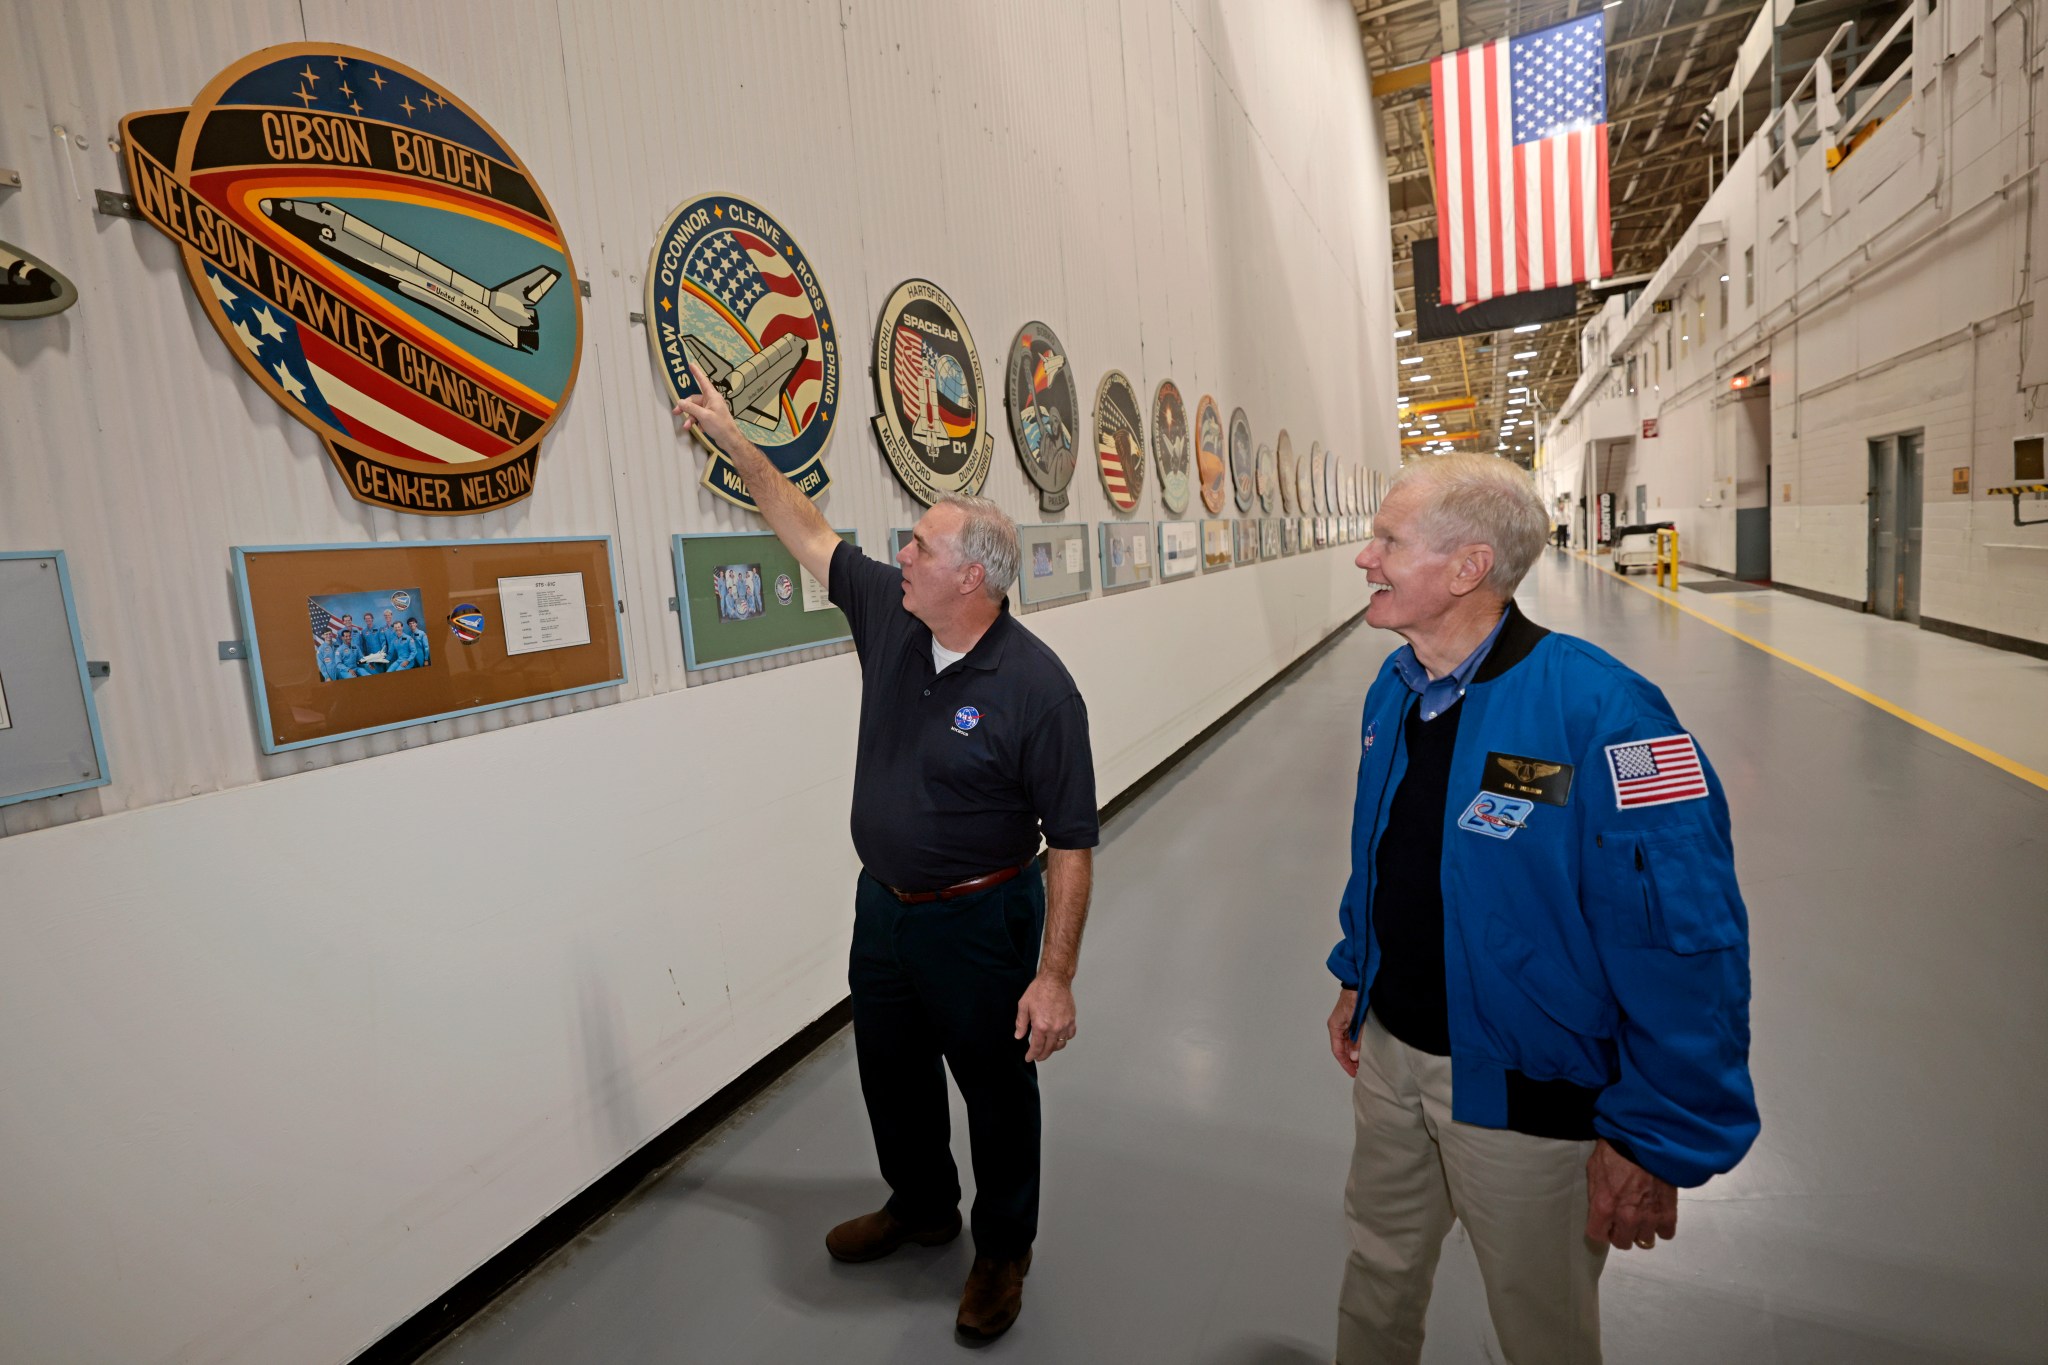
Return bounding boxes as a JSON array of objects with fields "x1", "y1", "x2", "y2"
[{"x1": 677, "y1": 362, "x2": 1098, "y2": 1345}]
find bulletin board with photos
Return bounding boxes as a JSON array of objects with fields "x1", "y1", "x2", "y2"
[
  {"x1": 674, "y1": 529, "x2": 859, "y2": 670},
  {"x1": 1200, "y1": 519, "x2": 1233, "y2": 571},
  {"x1": 1019, "y1": 523, "x2": 1092, "y2": 606},
  {"x1": 1158, "y1": 521, "x2": 1202, "y2": 580},
  {"x1": 232, "y1": 538, "x2": 626, "y2": 753},
  {"x1": 0, "y1": 551, "x2": 112, "y2": 807},
  {"x1": 1099, "y1": 521, "x2": 1154, "y2": 591}
]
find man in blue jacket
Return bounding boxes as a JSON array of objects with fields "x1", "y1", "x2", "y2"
[{"x1": 1325, "y1": 454, "x2": 1757, "y2": 1365}]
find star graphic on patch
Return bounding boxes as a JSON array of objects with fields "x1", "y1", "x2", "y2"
[
  {"x1": 272, "y1": 360, "x2": 308, "y2": 401},
  {"x1": 207, "y1": 271, "x2": 237, "y2": 309},
  {"x1": 254, "y1": 306, "x2": 286, "y2": 341},
  {"x1": 232, "y1": 318, "x2": 261, "y2": 353}
]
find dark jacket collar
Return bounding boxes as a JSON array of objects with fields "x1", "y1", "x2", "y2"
[{"x1": 1472, "y1": 600, "x2": 1549, "y2": 683}]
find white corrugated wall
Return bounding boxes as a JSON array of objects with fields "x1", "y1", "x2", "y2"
[{"x1": 0, "y1": 2, "x2": 1394, "y2": 1361}]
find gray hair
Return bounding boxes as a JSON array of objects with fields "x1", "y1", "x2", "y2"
[
  {"x1": 1389, "y1": 454, "x2": 1549, "y2": 596},
  {"x1": 934, "y1": 494, "x2": 1020, "y2": 601}
]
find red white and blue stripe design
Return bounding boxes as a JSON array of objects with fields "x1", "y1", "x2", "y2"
[
  {"x1": 1431, "y1": 13, "x2": 1613, "y2": 307},
  {"x1": 1605, "y1": 733, "x2": 1710, "y2": 809}
]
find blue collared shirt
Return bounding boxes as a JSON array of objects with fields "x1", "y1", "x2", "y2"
[{"x1": 1389, "y1": 608, "x2": 1510, "y2": 721}]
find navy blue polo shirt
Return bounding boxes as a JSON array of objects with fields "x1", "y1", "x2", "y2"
[{"x1": 829, "y1": 541, "x2": 1099, "y2": 892}]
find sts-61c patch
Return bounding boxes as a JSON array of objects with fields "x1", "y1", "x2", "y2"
[
  {"x1": 871, "y1": 278, "x2": 992, "y2": 505},
  {"x1": 649, "y1": 193, "x2": 838, "y2": 511},
  {"x1": 1152, "y1": 379, "x2": 1191, "y2": 514},
  {"x1": 1093, "y1": 369, "x2": 1146, "y2": 513},
  {"x1": 121, "y1": 44, "x2": 580, "y2": 516},
  {"x1": 1006, "y1": 320, "x2": 1079, "y2": 513}
]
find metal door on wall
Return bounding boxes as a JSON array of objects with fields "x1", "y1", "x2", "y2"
[
  {"x1": 1635, "y1": 484, "x2": 1648, "y2": 526},
  {"x1": 1867, "y1": 433, "x2": 1923, "y2": 621}
]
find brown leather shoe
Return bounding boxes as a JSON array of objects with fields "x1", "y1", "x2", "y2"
[
  {"x1": 824, "y1": 1206, "x2": 962, "y2": 1263},
  {"x1": 954, "y1": 1250, "x2": 1032, "y2": 1345}
]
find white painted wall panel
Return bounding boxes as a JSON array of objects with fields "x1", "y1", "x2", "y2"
[{"x1": 0, "y1": 2, "x2": 1395, "y2": 1361}]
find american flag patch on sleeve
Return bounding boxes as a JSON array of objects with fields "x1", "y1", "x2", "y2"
[{"x1": 1604, "y1": 733, "x2": 1709, "y2": 809}]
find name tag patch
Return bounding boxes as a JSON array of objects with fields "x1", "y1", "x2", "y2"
[
  {"x1": 1458, "y1": 792, "x2": 1535, "y2": 840},
  {"x1": 1481, "y1": 752, "x2": 1575, "y2": 806}
]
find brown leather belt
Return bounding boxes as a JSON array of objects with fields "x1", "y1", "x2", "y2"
[{"x1": 886, "y1": 862, "x2": 1027, "y2": 905}]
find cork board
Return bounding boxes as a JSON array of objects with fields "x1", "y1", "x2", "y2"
[{"x1": 232, "y1": 537, "x2": 624, "y2": 752}]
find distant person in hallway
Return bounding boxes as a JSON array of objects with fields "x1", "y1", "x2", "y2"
[
  {"x1": 1324, "y1": 453, "x2": 1757, "y2": 1365},
  {"x1": 675, "y1": 362, "x2": 1098, "y2": 1346}
]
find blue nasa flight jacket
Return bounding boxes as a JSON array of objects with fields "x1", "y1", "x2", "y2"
[{"x1": 1328, "y1": 604, "x2": 1759, "y2": 1189}]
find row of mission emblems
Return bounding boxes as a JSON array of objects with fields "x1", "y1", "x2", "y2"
[
  {"x1": 106, "y1": 45, "x2": 1366, "y2": 530},
  {"x1": 122, "y1": 43, "x2": 582, "y2": 515},
  {"x1": 872, "y1": 278, "x2": 994, "y2": 507},
  {"x1": 648, "y1": 193, "x2": 839, "y2": 512}
]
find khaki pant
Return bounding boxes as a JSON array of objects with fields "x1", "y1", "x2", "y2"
[{"x1": 1337, "y1": 1011, "x2": 1607, "y2": 1365}]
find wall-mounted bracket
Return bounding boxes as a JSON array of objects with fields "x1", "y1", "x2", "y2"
[
  {"x1": 94, "y1": 189, "x2": 140, "y2": 219},
  {"x1": 1987, "y1": 484, "x2": 2048, "y2": 527},
  {"x1": 218, "y1": 640, "x2": 248, "y2": 661}
]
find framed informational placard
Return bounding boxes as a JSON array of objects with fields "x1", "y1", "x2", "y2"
[
  {"x1": 1201, "y1": 519, "x2": 1233, "y2": 571},
  {"x1": 890, "y1": 528, "x2": 915, "y2": 558},
  {"x1": 1260, "y1": 519, "x2": 1283, "y2": 560},
  {"x1": 233, "y1": 538, "x2": 625, "y2": 754},
  {"x1": 1099, "y1": 521, "x2": 1153, "y2": 591},
  {"x1": 1158, "y1": 521, "x2": 1201, "y2": 580},
  {"x1": 1018, "y1": 523, "x2": 1091, "y2": 606},
  {"x1": 0, "y1": 551, "x2": 111, "y2": 807},
  {"x1": 674, "y1": 529, "x2": 858, "y2": 670},
  {"x1": 1296, "y1": 519, "x2": 1312, "y2": 553},
  {"x1": 1234, "y1": 518, "x2": 1258, "y2": 565}
]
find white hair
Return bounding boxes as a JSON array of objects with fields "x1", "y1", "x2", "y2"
[
  {"x1": 934, "y1": 494, "x2": 1020, "y2": 601},
  {"x1": 1388, "y1": 454, "x2": 1549, "y2": 596}
]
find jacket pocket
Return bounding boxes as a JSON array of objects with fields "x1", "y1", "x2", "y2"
[
  {"x1": 1637, "y1": 827, "x2": 1745, "y2": 954},
  {"x1": 1485, "y1": 916, "x2": 1619, "y2": 1038}
]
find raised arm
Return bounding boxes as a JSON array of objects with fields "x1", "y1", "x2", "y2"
[{"x1": 674, "y1": 359, "x2": 841, "y2": 583}]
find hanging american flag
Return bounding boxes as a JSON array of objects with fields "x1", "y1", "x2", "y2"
[
  {"x1": 1431, "y1": 12, "x2": 1613, "y2": 307},
  {"x1": 1604, "y1": 734, "x2": 1710, "y2": 809}
]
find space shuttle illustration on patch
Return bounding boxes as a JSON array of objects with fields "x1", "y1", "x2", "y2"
[
  {"x1": 260, "y1": 198, "x2": 559, "y2": 351},
  {"x1": 681, "y1": 332, "x2": 806, "y2": 431}
]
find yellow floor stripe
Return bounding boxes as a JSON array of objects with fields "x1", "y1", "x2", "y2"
[{"x1": 1575, "y1": 553, "x2": 2048, "y2": 794}]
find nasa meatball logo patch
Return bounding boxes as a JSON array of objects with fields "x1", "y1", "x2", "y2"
[
  {"x1": 120, "y1": 43, "x2": 580, "y2": 516},
  {"x1": 952, "y1": 706, "x2": 982, "y2": 736},
  {"x1": 650, "y1": 193, "x2": 839, "y2": 511}
]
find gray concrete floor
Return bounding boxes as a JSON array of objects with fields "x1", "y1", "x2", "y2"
[{"x1": 423, "y1": 551, "x2": 2048, "y2": 1365}]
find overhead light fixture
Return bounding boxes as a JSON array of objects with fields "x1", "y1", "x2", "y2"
[
  {"x1": 1394, "y1": 328, "x2": 1413, "y2": 338},
  {"x1": 1408, "y1": 373, "x2": 1432, "y2": 382},
  {"x1": 1720, "y1": 274, "x2": 1731, "y2": 282},
  {"x1": 1729, "y1": 375, "x2": 1752, "y2": 390},
  {"x1": 1513, "y1": 323, "x2": 1541, "y2": 333},
  {"x1": 1400, "y1": 356, "x2": 1423, "y2": 365},
  {"x1": 1513, "y1": 350, "x2": 1538, "y2": 360},
  {"x1": 1507, "y1": 369, "x2": 1529, "y2": 377}
]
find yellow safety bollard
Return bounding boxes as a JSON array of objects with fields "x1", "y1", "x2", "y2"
[{"x1": 1655, "y1": 528, "x2": 1680, "y2": 589}]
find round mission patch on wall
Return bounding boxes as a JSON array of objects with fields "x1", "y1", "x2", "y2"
[{"x1": 870, "y1": 278, "x2": 993, "y2": 506}]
